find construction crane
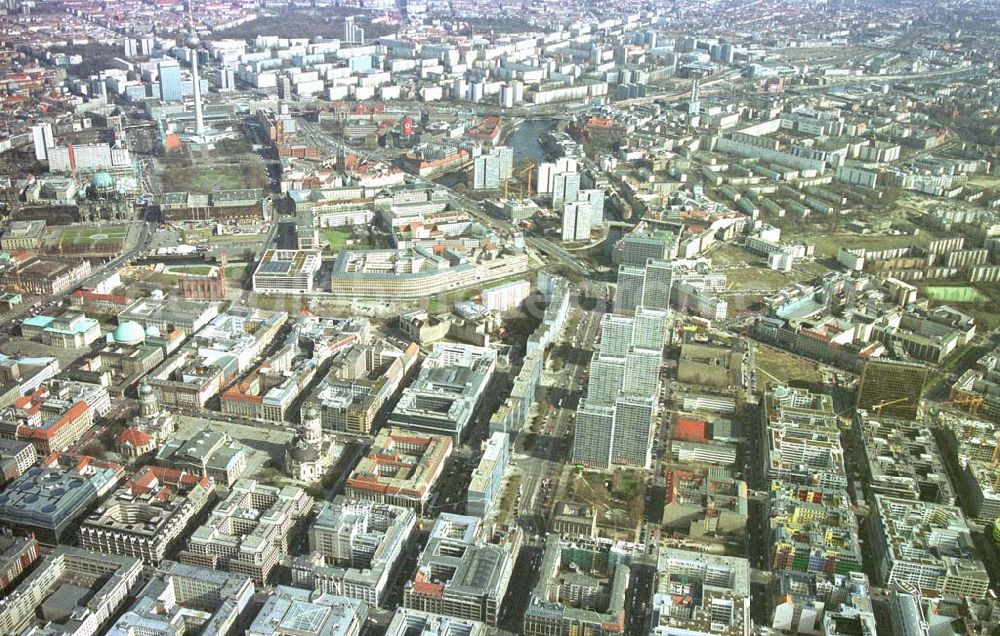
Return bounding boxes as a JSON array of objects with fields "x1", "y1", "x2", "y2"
[
  {"x1": 941, "y1": 393, "x2": 984, "y2": 416},
  {"x1": 503, "y1": 160, "x2": 535, "y2": 199},
  {"x1": 871, "y1": 396, "x2": 915, "y2": 416}
]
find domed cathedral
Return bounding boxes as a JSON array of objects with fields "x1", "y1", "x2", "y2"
[
  {"x1": 77, "y1": 171, "x2": 134, "y2": 222},
  {"x1": 285, "y1": 405, "x2": 339, "y2": 482},
  {"x1": 129, "y1": 380, "x2": 176, "y2": 444},
  {"x1": 111, "y1": 320, "x2": 146, "y2": 346},
  {"x1": 89, "y1": 172, "x2": 116, "y2": 197}
]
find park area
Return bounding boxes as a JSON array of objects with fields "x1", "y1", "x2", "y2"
[
  {"x1": 157, "y1": 145, "x2": 268, "y2": 195},
  {"x1": 166, "y1": 163, "x2": 268, "y2": 194},
  {"x1": 563, "y1": 469, "x2": 645, "y2": 536},
  {"x1": 323, "y1": 229, "x2": 352, "y2": 249},
  {"x1": 322, "y1": 228, "x2": 377, "y2": 251},
  {"x1": 52, "y1": 225, "x2": 129, "y2": 255}
]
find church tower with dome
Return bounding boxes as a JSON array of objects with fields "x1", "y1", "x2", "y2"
[
  {"x1": 128, "y1": 379, "x2": 175, "y2": 444},
  {"x1": 285, "y1": 405, "x2": 337, "y2": 482},
  {"x1": 139, "y1": 381, "x2": 160, "y2": 419}
]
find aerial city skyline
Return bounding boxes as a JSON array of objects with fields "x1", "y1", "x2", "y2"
[{"x1": 0, "y1": 0, "x2": 998, "y2": 634}]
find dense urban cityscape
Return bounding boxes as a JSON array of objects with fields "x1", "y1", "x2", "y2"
[{"x1": 0, "y1": 0, "x2": 998, "y2": 634}]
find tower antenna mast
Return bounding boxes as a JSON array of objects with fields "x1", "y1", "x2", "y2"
[{"x1": 186, "y1": 0, "x2": 205, "y2": 137}]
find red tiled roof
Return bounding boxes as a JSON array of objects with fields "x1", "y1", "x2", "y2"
[
  {"x1": 117, "y1": 428, "x2": 153, "y2": 447},
  {"x1": 673, "y1": 417, "x2": 707, "y2": 442}
]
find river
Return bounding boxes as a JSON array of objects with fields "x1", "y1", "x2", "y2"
[
  {"x1": 435, "y1": 118, "x2": 558, "y2": 189},
  {"x1": 505, "y1": 118, "x2": 558, "y2": 164}
]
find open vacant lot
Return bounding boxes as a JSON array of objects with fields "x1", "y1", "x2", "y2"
[{"x1": 755, "y1": 344, "x2": 824, "y2": 385}]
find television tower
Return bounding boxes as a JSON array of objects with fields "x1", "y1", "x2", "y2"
[
  {"x1": 687, "y1": 78, "x2": 701, "y2": 117},
  {"x1": 185, "y1": 1, "x2": 205, "y2": 137}
]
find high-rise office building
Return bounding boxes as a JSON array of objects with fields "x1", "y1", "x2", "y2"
[
  {"x1": 573, "y1": 395, "x2": 657, "y2": 469},
  {"x1": 500, "y1": 83, "x2": 515, "y2": 108},
  {"x1": 572, "y1": 401, "x2": 615, "y2": 468},
  {"x1": 587, "y1": 356, "x2": 626, "y2": 405},
  {"x1": 688, "y1": 79, "x2": 701, "y2": 117},
  {"x1": 494, "y1": 146, "x2": 513, "y2": 179},
  {"x1": 617, "y1": 226, "x2": 678, "y2": 268},
  {"x1": 473, "y1": 155, "x2": 501, "y2": 190},
  {"x1": 561, "y1": 201, "x2": 591, "y2": 241},
  {"x1": 343, "y1": 16, "x2": 365, "y2": 44},
  {"x1": 216, "y1": 66, "x2": 235, "y2": 92},
  {"x1": 158, "y1": 61, "x2": 182, "y2": 101},
  {"x1": 536, "y1": 157, "x2": 577, "y2": 195},
  {"x1": 469, "y1": 80, "x2": 485, "y2": 103},
  {"x1": 600, "y1": 314, "x2": 635, "y2": 358},
  {"x1": 578, "y1": 189, "x2": 606, "y2": 225},
  {"x1": 632, "y1": 306, "x2": 669, "y2": 352},
  {"x1": 552, "y1": 171, "x2": 580, "y2": 211},
  {"x1": 611, "y1": 395, "x2": 657, "y2": 467},
  {"x1": 615, "y1": 266, "x2": 646, "y2": 314},
  {"x1": 473, "y1": 147, "x2": 513, "y2": 190},
  {"x1": 720, "y1": 43, "x2": 735, "y2": 64},
  {"x1": 573, "y1": 308, "x2": 664, "y2": 470},
  {"x1": 31, "y1": 123, "x2": 53, "y2": 161},
  {"x1": 624, "y1": 349, "x2": 661, "y2": 396},
  {"x1": 641, "y1": 259, "x2": 673, "y2": 311},
  {"x1": 856, "y1": 358, "x2": 927, "y2": 419}
]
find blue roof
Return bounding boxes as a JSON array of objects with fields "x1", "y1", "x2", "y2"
[
  {"x1": 113, "y1": 321, "x2": 145, "y2": 344},
  {"x1": 22, "y1": 316, "x2": 54, "y2": 328},
  {"x1": 48, "y1": 317, "x2": 99, "y2": 335},
  {"x1": 91, "y1": 171, "x2": 115, "y2": 189}
]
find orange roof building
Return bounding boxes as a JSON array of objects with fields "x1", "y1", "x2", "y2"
[{"x1": 345, "y1": 428, "x2": 452, "y2": 513}]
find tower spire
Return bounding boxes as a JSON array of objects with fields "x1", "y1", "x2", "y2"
[{"x1": 186, "y1": 0, "x2": 205, "y2": 137}]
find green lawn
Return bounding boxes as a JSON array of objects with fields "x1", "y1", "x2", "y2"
[
  {"x1": 915, "y1": 282, "x2": 1000, "y2": 330},
  {"x1": 214, "y1": 234, "x2": 263, "y2": 244},
  {"x1": 425, "y1": 290, "x2": 472, "y2": 315},
  {"x1": 58, "y1": 225, "x2": 128, "y2": 246},
  {"x1": 726, "y1": 267, "x2": 808, "y2": 291},
  {"x1": 755, "y1": 344, "x2": 824, "y2": 385},
  {"x1": 710, "y1": 243, "x2": 759, "y2": 266},
  {"x1": 190, "y1": 166, "x2": 247, "y2": 192},
  {"x1": 169, "y1": 265, "x2": 214, "y2": 275},
  {"x1": 225, "y1": 265, "x2": 249, "y2": 281},
  {"x1": 162, "y1": 162, "x2": 268, "y2": 194},
  {"x1": 323, "y1": 229, "x2": 351, "y2": 249},
  {"x1": 966, "y1": 175, "x2": 1000, "y2": 189},
  {"x1": 923, "y1": 286, "x2": 989, "y2": 303}
]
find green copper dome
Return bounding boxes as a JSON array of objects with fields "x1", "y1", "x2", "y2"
[{"x1": 90, "y1": 171, "x2": 114, "y2": 190}]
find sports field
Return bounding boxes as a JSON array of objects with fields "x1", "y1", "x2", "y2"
[{"x1": 923, "y1": 286, "x2": 989, "y2": 303}]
